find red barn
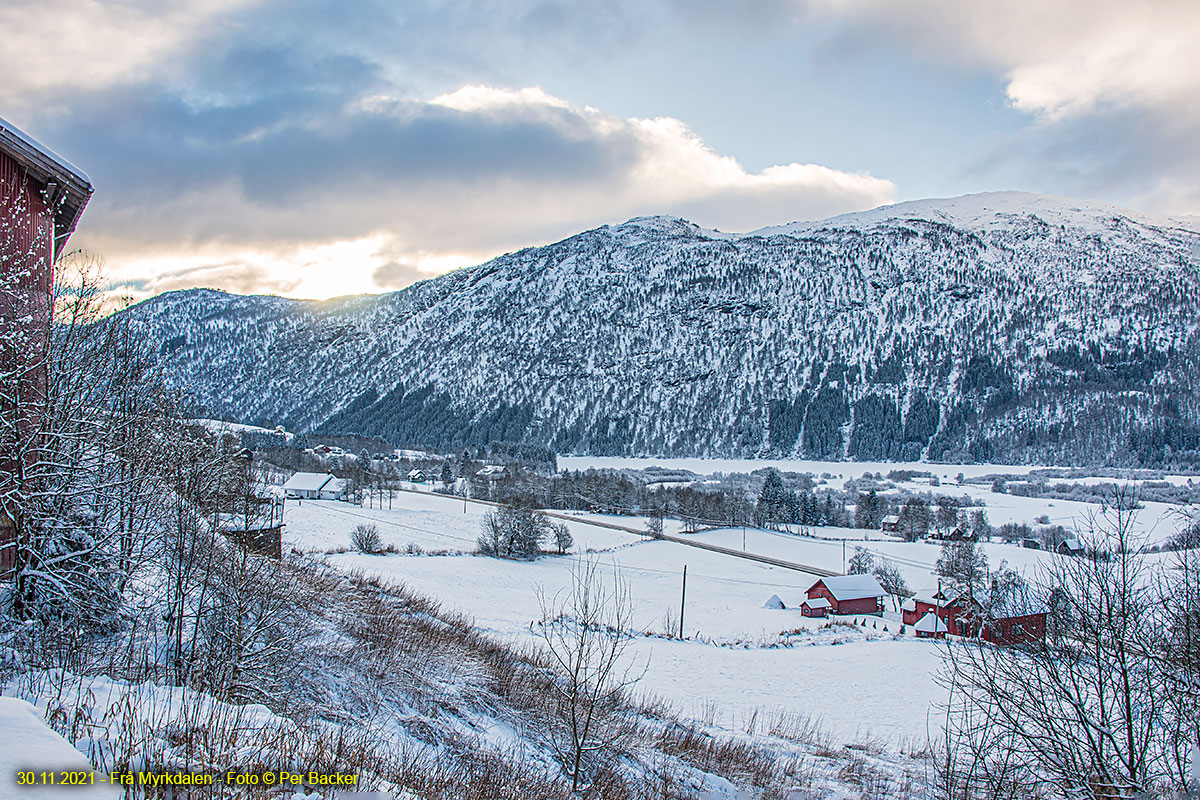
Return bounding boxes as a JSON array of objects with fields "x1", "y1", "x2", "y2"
[
  {"x1": 902, "y1": 588, "x2": 968, "y2": 634},
  {"x1": 969, "y1": 608, "x2": 1047, "y2": 645},
  {"x1": 957, "y1": 585, "x2": 1049, "y2": 646},
  {"x1": 0, "y1": 117, "x2": 91, "y2": 579},
  {"x1": 805, "y1": 574, "x2": 885, "y2": 615}
]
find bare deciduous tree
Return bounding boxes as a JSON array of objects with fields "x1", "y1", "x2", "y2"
[
  {"x1": 940, "y1": 487, "x2": 1191, "y2": 799},
  {"x1": 873, "y1": 556, "x2": 911, "y2": 611},
  {"x1": 3, "y1": 252, "x2": 169, "y2": 626},
  {"x1": 535, "y1": 559, "x2": 646, "y2": 796}
]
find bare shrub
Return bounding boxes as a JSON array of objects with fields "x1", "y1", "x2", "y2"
[{"x1": 350, "y1": 523, "x2": 383, "y2": 554}]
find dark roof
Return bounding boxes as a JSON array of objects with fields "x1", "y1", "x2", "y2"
[{"x1": 0, "y1": 116, "x2": 92, "y2": 251}]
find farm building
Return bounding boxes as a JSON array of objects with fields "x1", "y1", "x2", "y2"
[
  {"x1": 0, "y1": 117, "x2": 92, "y2": 582},
  {"x1": 880, "y1": 515, "x2": 900, "y2": 533},
  {"x1": 901, "y1": 587, "x2": 968, "y2": 634},
  {"x1": 914, "y1": 612, "x2": 949, "y2": 639},
  {"x1": 283, "y1": 472, "x2": 338, "y2": 499},
  {"x1": 976, "y1": 610, "x2": 1046, "y2": 645},
  {"x1": 217, "y1": 508, "x2": 284, "y2": 560},
  {"x1": 800, "y1": 597, "x2": 830, "y2": 618},
  {"x1": 804, "y1": 575, "x2": 885, "y2": 615},
  {"x1": 476, "y1": 465, "x2": 511, "y2": 482},
  {"x1": 963, "y1": 586, "x2": 1049, "y2": 645},
  {"x1": 1057, "y1": 538, "x2": 1085, "y2": 556}
]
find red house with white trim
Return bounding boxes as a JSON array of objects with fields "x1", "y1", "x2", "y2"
[
  {"x1": 0, "y1": 117, "x2": 91, "y2": 580},
  {"x1": 902, "y1": 588, "x2": 968, "y2": 634},
  {"x1": 805, "y1": 575, "x2": 885, "y2": 615}
]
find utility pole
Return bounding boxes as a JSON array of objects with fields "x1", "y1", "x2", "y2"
[
  {"x1": 679, "y1": 565, "x2": 687, "y2": 639},
  {"x1": 842, "y1": 540, "x2": 846, "y2": 573}
]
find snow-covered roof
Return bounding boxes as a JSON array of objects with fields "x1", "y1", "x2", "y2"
[
  {"x1": 763, "y1": 594, "x2": 785, "y2": 609},
  {"x1": 1060, "y1": 538, "x2": 1084, "y2": 551},
  {"x1": 901, "y1": 598, "x2": 917, "y2": 612},
  {"x1": 216, "y1": 512, "x2": 280, "y2": 533},
  {"x1": 974, "y1": 585, "x2": 1050, "y2": 618},
  {"x1": 802, "y1": 597, "x2": 831, "y2": 609},
  {"x1": 882, "y1": 515, "x2": 900, "y2": 524},
  {"x1": 477, "y1": 465, "x2": 508, "y2": 477},
  {"x1": 322, "y1": 477, "x2": 347, "y2": 493},
  {"x1": 282, "y1": 472, "x2": 334, "y2": 492},
  {"x1": 0, "y1": 115, "x2": 92, "y2": 247},
  {"x1": 910, "y1": 589, "x2": 965, "y2": 608},
  {"x1": 915, "y1": 613, "x2": 949, "y2": 634},
  {"x1": 814, "y1": 574, "x2": 884, "y2": 600}
]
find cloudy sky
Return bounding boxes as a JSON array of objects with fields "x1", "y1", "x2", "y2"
[{"x1": 3, "y1": 0, "x2": 1198, "y2": 300}]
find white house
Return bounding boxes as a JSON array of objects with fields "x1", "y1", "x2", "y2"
[
  {"x1": 283, "y1": 472, "x2": 338, "y2": 499},
  {"x1": 319, "y1": 477, "x2": 347, "y2": 500},
  {"x1": 476, "y1": 465, "x2": 510, "y2": 482},
  {"x1": 407, "y1": 469, "x2": 427, "y2": 483}
]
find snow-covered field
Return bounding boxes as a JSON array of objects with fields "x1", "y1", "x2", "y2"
[
  {"x1": 284, "y1": 490, "x2": 633, "y2": 554},
  {"x1": 283, "y1": 459, "x2": 1195, "y2": 747},
  {"x1": 287, "y1": 495, "x2": 954, "y2": 744},
  {"x1": 558, "y1": 457, "x2": 1194, "y2": 546}
]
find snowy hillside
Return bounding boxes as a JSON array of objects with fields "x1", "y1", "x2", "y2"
[{"x1": 118, "y1": 192, "x2": 1200, "y2": 467}]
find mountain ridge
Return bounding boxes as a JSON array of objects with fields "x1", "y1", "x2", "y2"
[{"x1": 120, "y1": 191, "x2": 1200, "y2": 467}]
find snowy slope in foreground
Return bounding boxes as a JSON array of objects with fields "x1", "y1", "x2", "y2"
[{"x1": 0, "y1": 698, "x2": 118, "y2": 799}]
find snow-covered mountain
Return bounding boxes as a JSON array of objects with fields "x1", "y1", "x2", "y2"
[{"x1": 120, "y1": 192, "x2": 1200, "y2": 467}]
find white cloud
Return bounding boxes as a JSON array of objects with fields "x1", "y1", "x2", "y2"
[
  {"x1": 430, "y1": 85, "x2": 572, "y2": 113},
  {"x1": 0, "y1": 0, "x2": 259, "y2": 111},
  {"x1": 80, "y1": 85, "x2": 896, "y2": 298},
  {"x1": 806, "y1": 0, "x2": 1200, "y2": 121}
]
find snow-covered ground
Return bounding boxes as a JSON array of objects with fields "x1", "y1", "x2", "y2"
[
  {"x1": 282, "y1": 460, "x2": 1194, "y2": 748},
  {"x1": 557, "y1": 457, "x2": 1194, "y2": 546},
  {"x1": 284, "y1": 491, "x2": 633, "y2": 554},
  {"x1": 0, "y1": 698, "x2": 121, "y2": 799},
  {"x1": 286, "y1": 495, "x2": 946, "y2": 744}
]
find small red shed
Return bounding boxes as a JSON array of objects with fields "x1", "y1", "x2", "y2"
[{"x1": 800, "y1": 597, "x2": 830, "y2": 617}]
